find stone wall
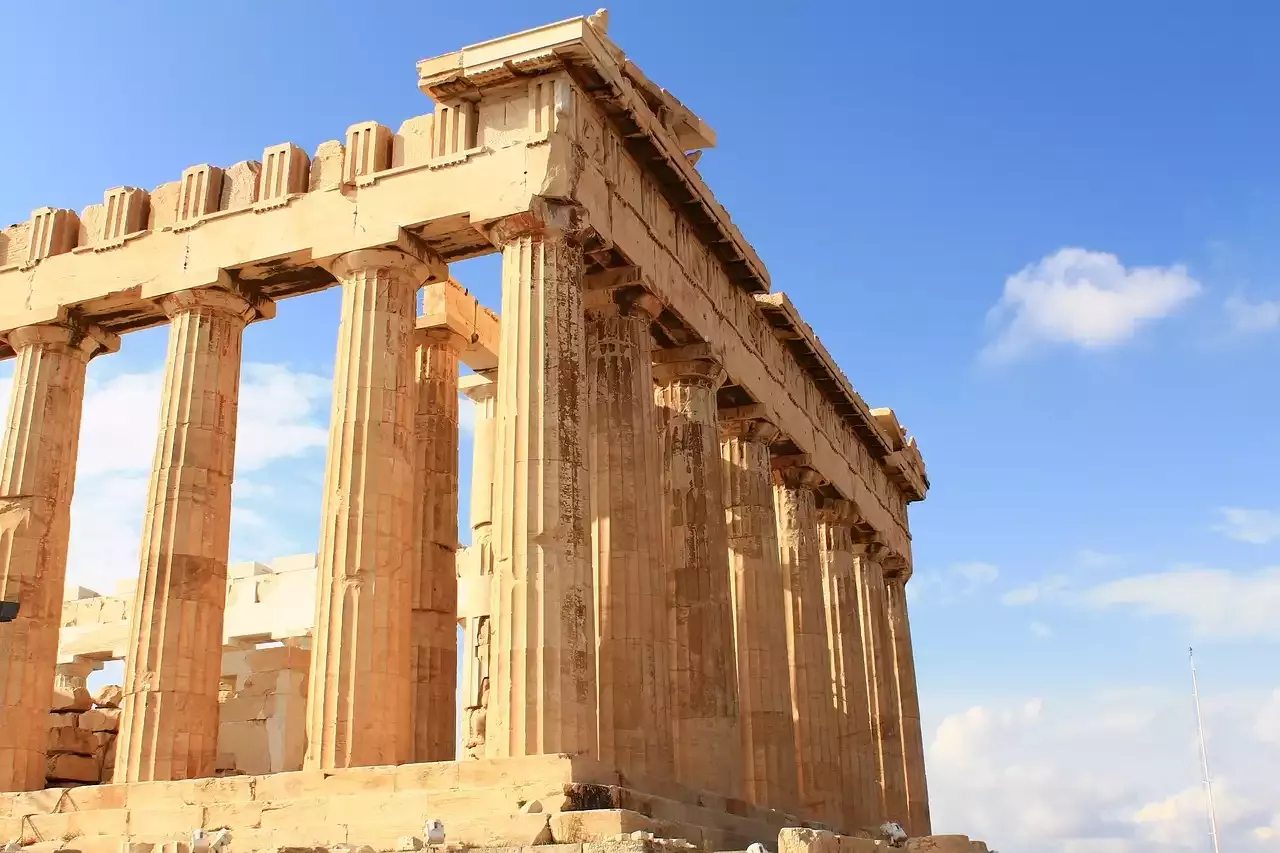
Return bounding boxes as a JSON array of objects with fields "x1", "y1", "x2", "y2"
[{"x1": 45, "y1": 685, "x2": 121, "y2": 787}]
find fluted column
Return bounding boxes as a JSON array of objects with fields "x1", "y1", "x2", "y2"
[
  {"x1": 818, "y1": 501, "x2": 880, "y2": 831},
  {"x1": 774, "y1": 463, "x2": 842, "y2": 825},
  {"x1": 886, "y1": 568, "x2": 931, "y2": 835},
  {"x1": 0, "y1": 319, "x2": 116, "y2": 792},
  {"x1": 854, "y1": 540, "x2": 907, "y2": 823},
  {"x1": 460, "y1": 373, "x2": 497, "y2": 760},
  {"x1": 720, "y1": 417, "x2": 797, "y2": 812},
  {"x1": 654, "y1": 353, "x2": 741, "y2": 796},
  {"x1": 115, "y1": 286, "x2": 269, "y2": 783},
  {"x1": 305, "y1": 248, "x2": 438, "y2": 770},
  {"x1": 410, "y1": 326, "x2": 465, "y2": 762},
  {"x1": 486, "y1": 207, "x2": 597, "y2": 757},
  {"x1": 587, "y1": 290, "x2": 673, "y2": 779}
]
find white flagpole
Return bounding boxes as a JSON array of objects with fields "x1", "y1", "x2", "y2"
[{"x1": 1189, "y1": 647, "x2": 1222, "y2": 853}]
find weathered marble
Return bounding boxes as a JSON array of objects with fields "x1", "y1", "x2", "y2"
[
  {"x1": 854, "y1": 540, "x2": 908, "y2": 823},
  {"x1": 0, "y1": 320, "x2": 115, "y2": 791},
  {"x1": 410, "y1": 326, "x2": 464, "y2": 762},
  {"x1": 655, "y1": 353, "x2": 742, "y2": 797},
  {"x1": 819, "y1": 500, "x2": 880, "y2": 829},
  {"x1": 774, "y1": 463, "x2": 842, "y2": 826},
  {"x1": 485, "y1": 207, "x2": 597, "y2": 758},
  {"x1": 720, "y1": 417, "x2": 797, "y2": 812},
  {"x1": 116, "y1": 285, "x2": 269, "y2": 783},
  {"x1": 587, "y1": 291, "x2": 673, "y2": 778},
  {"x1": 888, "y1": 570, "x2": 931, "y2": 835},
  {"x1": 305, "y1": 247, "x2": 438, "y2": 770}
]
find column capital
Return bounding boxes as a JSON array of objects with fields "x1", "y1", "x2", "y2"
[
  {"x1": 484, "y1": 201, "x2": 591, "y2": 247},
  {"x1": 329, "y1": 244, "x2": 446, "y2": 286},
  {"x1": 719, "y1": 415, "x2": 779, "y2": 445},
  {"x1": 584, "y1": 283, "x2": 662, "y2": 322},
  {"x1": 160, "y1": 284, "x2": 274, "y2": 324},
  {"x1": 6, "y1": 314, "x2": 120, "y2": 361},
  {"x1": 653, "y1": 343, "x2": 726, "y2": 389},
  {"x1": 415, "y1": 324, "x2": 469, "y2": 352},
  {"x1": 459, "y1": 371, "x2": 497, "y2": 404},
  {"x1": 816, "y1": 497, "x2": 857, "y2": 526},
  {"x1": 771, "y1": 453, "x2": 824, "y2": 490},
  {"x1": 849, "y1": 537, "x2": 889, "y2": 562},
  {"x1": 883, "y1": 552, "x2": 913, "y2": 583}
]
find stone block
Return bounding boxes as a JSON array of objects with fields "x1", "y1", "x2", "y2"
[
  {"x1": 49, "y1": 836, "x2": 125, "y2": 853},
  {"x1": 21, "y1": 807, "x2": 128, "y2": 842},
  {"x1": 905, "y1": 838, "x2": 972, "y2": 853},
  {"x1": 7, "y1": 783, "x2": 128, "y2": 817},
  {"x1": 45, "y1": 753, "x2": 101, "y2": 783},
  {"x1": 127, "y1": 806, "x2": 205, "y2": 836},
  {"x1": 47, "y1": 724, "x2": 98, "y2": 756},
  {"x1": 125, "y1": 776, "x2": 254, "y2": 810},
  {"x1": 780, "y1": 829, "x2": 839, "y2": 853},
  {"x1": 203, "y1": 801, "x2": 265, "y2": 830},
  {"x1": 350, "y1": 812, "x2": 551, "y2": 851},
  {"x1": 49, "y1": 711, "x2": 81, "y2": 730},
  {"x1": 550, "y1": 811, "x2": 659, "y2": 843},
  {"x1": 94, "y1": 685, "x2": 124, "y2": 708},
  {"x1": 53, "y1": 685, "x2": 93, "y2": 712},
  {"x1": 79, "y1": 708, "x2": 121, "y2": 733},
  {"x1": 969, "y1": 843, "x2": 989, "y2": 853},
  {"x1": 391, "y1": 761, "x2": 461, "y2": 792}
]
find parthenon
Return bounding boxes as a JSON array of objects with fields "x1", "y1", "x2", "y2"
[{"x1": 0, "y1": 11, "x2": 989, "y2": 853}]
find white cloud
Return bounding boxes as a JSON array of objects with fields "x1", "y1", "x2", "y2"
[
  {"x1": 1002, "y1": 573, "x2": 1070, "y2": 606},
  {"x1": 1083, "y1": 566, "x2": 1280, "y2": 640},
  {"x1": 911, "y1": 561, "x2": 1000, "y2": 605},
  {"x1": 954, "y1": 561, "x2": 1000, "y2": 585},
  {"x1": 983, "y1": 248, "x2": 1200, "y2": 362},
  {"x1": 1213, "y1": 508, "x2": 1280, "y2": 545},
  {"x1": 1076, "y1": 549, "x2": 1124, "y2": 570},
  {"x1": 1225, "y1": 295, "x2": 1280, "y2": 334},
  {"x1": 925, "y1": 687, "x2": 1280, "y2": 852},
  {"x1": 0, "y1": 360, "x2": 336, "y2": 593}
]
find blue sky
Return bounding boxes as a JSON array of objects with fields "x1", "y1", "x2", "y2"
[{"x1": 3, "y1": 2, "x2": 1279, "y2": 850}]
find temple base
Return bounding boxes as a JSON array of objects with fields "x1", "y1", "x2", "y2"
[{"x1": 0, "y1": 756, "x2": 815, "y2": 852}]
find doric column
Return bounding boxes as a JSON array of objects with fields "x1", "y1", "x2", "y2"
[
  {"x1": 853, "y1": 539, "x2": 907, "y2": 824},
  {"x1": 305, "y1": 247, "x2": 441, "y2": 770},
  {"x1": 485, "y1": 206, "x2": 596, "y2": 758},
  {"x1": 818, "y1": 500, "x2": 880, "y2": 831},
  {"x1": 587, "y1": 288, "x2": 673, "y2": 779},
  {"x1": 460, "y1": 373, "x2": 497, "y2": 760},
  {"x1": 409, "y1": 326, "x2": 465, "y2": 762},
  {"x1": 115, "y1": 285, "x2": 271, "y2": 783},
  {"x1": 773, "y1": 460, "x2": 842, "y2": 826},
  {"x1": 0, "y1": 319, "x2": 116, "y2": 792},
  {"x1": 886, "y1": 565, "x2": 931, "y2": 835},
  {"x1": 719, "y1": 416, "x2": 797, "y2": 812},
  {"x1": 654, "y1": 350, "x2": 740, "y2": 797}
]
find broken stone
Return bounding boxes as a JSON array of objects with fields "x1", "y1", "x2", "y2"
[
  {"x1": 78, "y1": 707, "x2": 121, "y2": 733},
  {"x1": 51, "y1": 684, "x2": 92, "y2": 712},
  {"x1": 93, "y1": 684, "x2": 124, "y2": 708}
]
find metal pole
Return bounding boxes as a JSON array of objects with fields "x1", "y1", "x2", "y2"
[{"x1": 1189, "y1": 647, "x2": 1222, "y2": 853}]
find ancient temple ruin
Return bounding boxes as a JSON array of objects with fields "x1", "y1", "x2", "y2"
[{"x1": 0, "y1": 11, "x2": 993, "y2": 853}]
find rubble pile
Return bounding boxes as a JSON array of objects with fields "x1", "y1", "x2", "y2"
[{"x1": 44, "y1": 684, "x2": 122, "y2": 788}]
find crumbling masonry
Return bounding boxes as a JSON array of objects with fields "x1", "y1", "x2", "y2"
[{"x1": 0, "y1": 11, "x2": 985, "y2": 853}]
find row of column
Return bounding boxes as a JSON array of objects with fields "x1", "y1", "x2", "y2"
[
  {"x1": 0, "y1": 243, "x2": 462, "y2": 789},
  {"x1": 0, "y1": 206, "x2": 927, "y2": 837},
  {"x1": 464, "y1": 209, "x2": 930, "y2": 833}
]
